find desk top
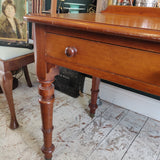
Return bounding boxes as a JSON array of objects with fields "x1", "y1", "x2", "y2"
[
  {"x1": 24, "y1": 6, "x2": 160, "y2": 42},
  {"x1": 24, "y1": 5, "x2": 160, "y2": 96}
]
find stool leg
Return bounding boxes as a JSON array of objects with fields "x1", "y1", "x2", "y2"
[
  {"x1": 22, "y1": 66, "x2": 32, "y2": 87},
  {"x1": 0, "y1": 71, "x2": 19, "y2": 129}
]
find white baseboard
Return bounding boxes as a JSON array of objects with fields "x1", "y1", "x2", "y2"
[{"x1": 83, "y1": 77, "x2": 160, "y2": 121}]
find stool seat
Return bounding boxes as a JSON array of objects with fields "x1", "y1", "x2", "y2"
[{"x1": 0, "y1": 46, "x2": 34, "y2": 60}]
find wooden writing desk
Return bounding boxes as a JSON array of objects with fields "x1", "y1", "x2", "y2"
[{"x1": 24, "y1": 5, "x2": 160, "y2": 160}]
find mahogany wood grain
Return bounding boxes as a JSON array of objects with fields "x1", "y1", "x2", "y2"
[
  {"x1": 89, "y1": 77, "x2": 100, "y2": 116},
  {"x1": 0, "y1": 71, "x2": 19, "y2": 129},
  {"x1": 34, "y1": 23, "x2": 59, "y2": 160},
  {"x1": 24, "y1": 5, "x2": 160, "y2": 159},
  {"x1": 22, "y1": 66, "x2": 33, "y2": 87},
  {"x1": 103, "y1": 5, "x2": 160, "y2": 17},
  {"x1": 45, "y1": 33, "x2": 160, "y2": 87},
  {"x1": 39, "y1": 79, "x2": 55, "y2": 160},
  {"x1": 25, "y1": 13, "x2": 160, "y2": 42}
]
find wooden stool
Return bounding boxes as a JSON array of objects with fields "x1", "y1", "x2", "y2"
[{"x1": 0, "y1": 46, "x2": 34, "y2": 129}]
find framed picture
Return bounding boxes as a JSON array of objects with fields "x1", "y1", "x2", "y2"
[{"x1": 0, "y1": 0, "x2": 28, "y2": 47}]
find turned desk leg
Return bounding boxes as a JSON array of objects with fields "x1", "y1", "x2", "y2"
[
  {"x1": 89, "y1": 77, "x2": 100, "y2": 117},
  {"x1": 39, "y1": 80, "x2": 55, "y2": 160},
  {"x1": 0, "y1": 71, "x2": 19, "y2": 129}
]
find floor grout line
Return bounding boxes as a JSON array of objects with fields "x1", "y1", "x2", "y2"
[
  {"x1": 155, "y1": 128, "x2": 160, "y2": 160},
  {"x1": 86, "y1": 109, "x2": 129, "y2": 160},
  {"x1": 121, "y1": 117, "x2": 149, "y2": 160},
  {"x1": 81, "y1": 105, "x2": 111, "y2": 131}
]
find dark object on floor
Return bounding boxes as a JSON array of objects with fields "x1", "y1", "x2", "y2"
[{"x1": 54, "y1": 67, "x2": 85, "y2": 98}]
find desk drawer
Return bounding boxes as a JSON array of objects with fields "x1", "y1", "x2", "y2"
[{"x1": 46, "y1": 33, "x2": 160, "y2": 86}]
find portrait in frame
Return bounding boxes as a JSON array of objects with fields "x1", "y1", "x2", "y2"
[{"x1": 0, "y1": 0, "x2": 27, "y2": 47}]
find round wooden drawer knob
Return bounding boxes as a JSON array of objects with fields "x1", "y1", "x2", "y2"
[{"x1": 65, "y1": 47, "x2": 77, "y2": 57}]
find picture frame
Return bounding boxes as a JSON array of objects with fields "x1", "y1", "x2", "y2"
[{"x1": 0, "y1": 0, "x2": 28, "y2": 47}]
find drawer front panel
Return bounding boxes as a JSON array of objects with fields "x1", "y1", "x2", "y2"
[{"x1": 45, "y1": 33, "x2": 160, "y2": 86}]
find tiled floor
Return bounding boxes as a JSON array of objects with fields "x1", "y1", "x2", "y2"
[{"x1": 0, "y1": 73, "x2": 160, "y2": 160}]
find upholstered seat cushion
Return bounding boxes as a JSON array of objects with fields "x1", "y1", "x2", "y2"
[{"x1": 0, "y1": 46, "x2": 34, "y2": 60}]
